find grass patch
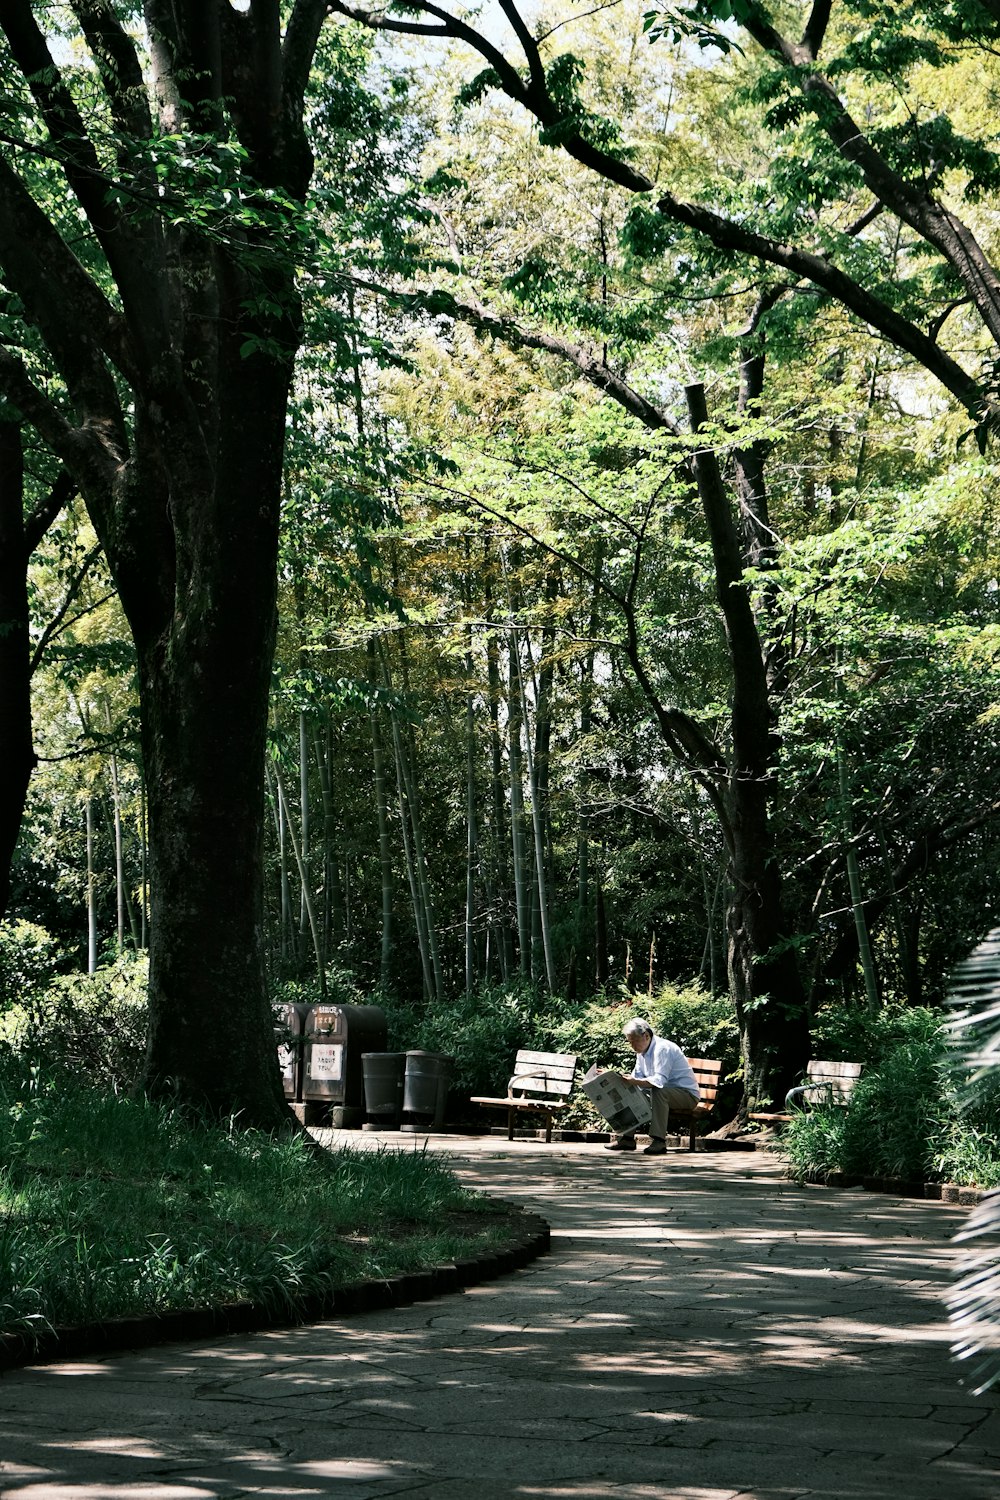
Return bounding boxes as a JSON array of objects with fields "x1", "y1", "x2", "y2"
[{"x1": 0, "y1": 1076, "x2": 516, "y2": 1348}]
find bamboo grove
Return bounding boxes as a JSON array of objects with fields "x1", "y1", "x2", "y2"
[{"x1": 5, "y1": 2, "x2": 1000, "y2": 1115}]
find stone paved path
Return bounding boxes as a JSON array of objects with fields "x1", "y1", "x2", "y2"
[{"x1": 0, "y1": 1136, "x2": 997, "y2": 1499}]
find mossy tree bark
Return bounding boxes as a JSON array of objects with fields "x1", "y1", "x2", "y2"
[{"x1": 0, "y1": 2, "x2": 333, "y2": 1125}]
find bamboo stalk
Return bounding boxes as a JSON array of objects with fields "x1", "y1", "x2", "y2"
[
  {"x1": 507, "y1": 631, "x2": 531, "y2": 975},
  {"x1": 512, "y1": 632, "x2": 556, "y2": 991},
  {"x1": 270, "y1": 760, "x2": 326, "y2": 999},
  {"x1": 85, "y1": 796, "x2": 97, "y2": 975},
  {"x1": 370, "y1": 706, "x2": 394, "y2": 989}
]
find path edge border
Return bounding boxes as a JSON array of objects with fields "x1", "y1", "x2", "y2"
[{"x1": 0, "y1": 1202, "x2": 550, "y2": 1374}]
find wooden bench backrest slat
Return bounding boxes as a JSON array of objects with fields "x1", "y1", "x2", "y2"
[
  {"x1": 805, "y1": 1060, "x2": 862, "y2": 1100},
  {"x1": 508, "y1": 1049, "x2": 577, "y2": 1098},
  {"x1": 684, "y1": 1057, "x2": 722, "y2": 1108},
  {"x1": 516, "y1": 1049, "x2": 578, "y2": 1070}
]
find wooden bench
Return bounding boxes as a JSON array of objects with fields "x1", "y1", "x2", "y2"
[
  {"x1": 669, "y1": 1057, "x2": 723, "y2": 1151},
  {"x1": 470, "y1": 1050, "x2": 577, "y2": 1142},
  {"x1": 748, "y1": 1060, "x2": 863, "y2": 1126}
]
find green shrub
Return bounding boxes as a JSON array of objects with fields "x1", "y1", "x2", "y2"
[
  {"x1": 0, "y1": 920, "x2": 63, "y2": 1013},
  {"x1": 380, "y1": 980, "x2": 552, "y2": 1095},
  {"x1": 271, "y1": 965, "x2": 369, "y2": 1011},
  {"x1": 549, "y1": 981, "x2": 739, "y2": 1075},
  {"x1": 933, "y1": 1121, "x2": 1000, "y2": 1189},
  {"x1": 837, "y1": 1039, "x2": 951, "y2": 1180},
  {"x1": 809, "y1": 1002, "x2": 943, "y2": 1067},
  {"x1": 782, "y1": 1025, "x2": 1000, "y2": 1187},
  {"x1": 779, "y1": 1104, "x2": 849, "y2": 1182},
  {"x1": 0, "y1": 952, "x2": 147, "y2": 1091}
]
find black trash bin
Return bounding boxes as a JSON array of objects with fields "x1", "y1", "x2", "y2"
[
  {"x1": 401, "y1": 1051, "x2": 451, "y2": 1133},
  {"x1": 361, "y1": 1052, "x2": 406, "y2": 1130},
  {"x1": 302, "y1": 1004, "x2": 387, "y2": 1127}
]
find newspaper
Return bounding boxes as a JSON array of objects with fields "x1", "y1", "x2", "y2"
[{"x1": 581, "y1": 1064, "x2": 652, "y2": 1134}]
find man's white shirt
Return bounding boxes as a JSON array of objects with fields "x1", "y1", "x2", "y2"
[{"x1": 630, "y1": 1035, "x2": 700, "y2": 1098}]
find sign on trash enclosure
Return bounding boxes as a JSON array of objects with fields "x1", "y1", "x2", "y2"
[
  {"x1": 309, "y1": 1043, "x2": 344, "y2": 1082},
  {"x1": 581, "y1": 1065, "x2": 652, "y2": 1134}
]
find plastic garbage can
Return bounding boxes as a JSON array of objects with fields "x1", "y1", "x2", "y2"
[
  {"x1": 361, "y1": 1051, "x2": 406, "y2": 1130},
  {"x1": 401, "y1": 1051, "x2": 451, "y2": 1132}
]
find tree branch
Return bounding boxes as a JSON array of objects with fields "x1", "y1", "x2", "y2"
[
  {"x1": 497, "y1": 0, "x2": 546, "y2": 94},
  {"x1": 28, "y1": 542, "x2": 105, "y2": 677},
  {"x1": 728, "y1": 9, "x2": 1000, "y2": 352},
  {"x1": 71, "y1": 1, "x2": 154, "y2": 141},
  {"x1": 0, "y1": 0, "x2": 164, "y2": 329},
  {"x1": 0, "y1": 157, "x2": 137, "y2": 395},
  {"x1": 283, "y1": 0, "x2": 333, "y2": 133},
  {"x1": 23, "y1": 470, "x2": 77, "y2": 557},
  {"x1": 801, "y1": 0, "x2": 833, "y2": 60},
  {"x1": 844, "y1": 199, "x2": 884, "y2": 237},
  {"x1": 326, "y1": 0, "x2": 534, "y2": 106},
  {"x1": 473, "y1": 305, "x2": 684, "y2": 434},
  {"x1": 368, "y1": 279, "x2": 684, "y2": 435},
  {"x1": 0, "y1": 347, "x2": 120, "y2": 496},
  {"x1": 657, "y1": 189, "x2": 985, "y2": 421},
  {"x1": 327, "y1": 0, "x2": 654, "y2": 192},
  {"x1": 0, "y1": 2, "x2": 123, "y2": 238}
]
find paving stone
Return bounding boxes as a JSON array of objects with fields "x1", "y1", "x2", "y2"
[{"x1": 0, "y1": 1140, "x2": 995, "y2": 1499}]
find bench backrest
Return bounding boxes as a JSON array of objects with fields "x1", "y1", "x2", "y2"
[
  {"x1": 507, "y1": 1050, "x2": 577, "y2": 1099},
  {"x1": 686, "y1": 1057, "x2": 722, "y2": 1109},
  {"x1": 806, "y1": 1060, "x2": 863, "y2": 1102}
]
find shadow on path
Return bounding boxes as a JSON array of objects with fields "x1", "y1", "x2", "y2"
[{"x1": 0, "y1": 1142, "x2": 996, "y2": 1500}]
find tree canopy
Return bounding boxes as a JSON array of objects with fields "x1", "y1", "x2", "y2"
[{"x1": 4, "y1": 0, "x2": 1000, "y2": 1119}]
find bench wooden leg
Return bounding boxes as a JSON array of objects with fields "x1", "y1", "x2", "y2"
[{"x1": 507, "y1": 1107, "x2": 515, "y2": 1141}]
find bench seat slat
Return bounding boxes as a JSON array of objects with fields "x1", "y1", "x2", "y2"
[{"x1": 469, "y1": 1096, "x2": 569, "y2": 1110}]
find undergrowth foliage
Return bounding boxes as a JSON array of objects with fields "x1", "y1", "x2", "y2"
[
  {"x1": 0, "y1": 923, "x2": 147, "y2": 1091},
  {"x1": 779, "y1": 1004, "x2": 1000, "y2": 1190},
  {"x1": 0, "y1": 1075, "x2": 509, "y2": 1346}
]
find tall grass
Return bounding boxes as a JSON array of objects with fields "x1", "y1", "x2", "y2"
[{"x1": 0, "y1": 1073, "x2": 511, "y2": 1345}]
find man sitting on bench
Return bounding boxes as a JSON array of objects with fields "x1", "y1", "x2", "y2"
[{"x1": 606, "y1": 1018, "x2": 701, "y2": 1156}]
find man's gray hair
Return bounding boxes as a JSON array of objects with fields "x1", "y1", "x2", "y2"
[{"x1": 623, "y1": 1017, "x2": 654, "y2": 1040}]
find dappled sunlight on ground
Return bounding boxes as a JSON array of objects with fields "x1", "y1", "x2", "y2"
[{"x1": 0, "y1": 1142, "x2": 995, "y2": 1500}]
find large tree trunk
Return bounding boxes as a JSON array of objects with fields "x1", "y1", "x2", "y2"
[
  {"x1": 0, "y1": 7, "x2": 330, "y2": 1127},
  {"x1": 133, "y1": 383, "x2": 290, "y2": 1125},
  {"x1": 728, "y1": 800, "x2": 811, "y2": 1110},
  {"x1": 687, "y1": 382, "x2": 810, "y2": 1109}
]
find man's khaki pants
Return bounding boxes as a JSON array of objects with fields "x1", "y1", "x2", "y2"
[{"x1": 647, "y1": 1084, "x2": 700, "y2": 1139}]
